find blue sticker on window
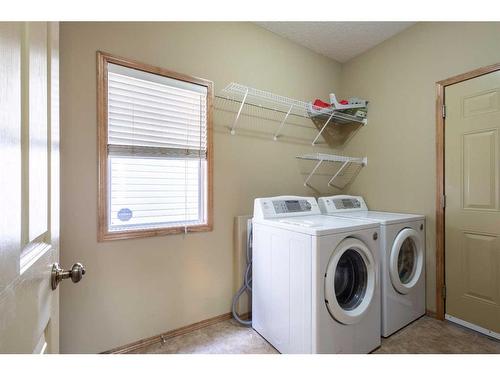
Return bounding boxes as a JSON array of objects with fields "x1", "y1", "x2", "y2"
[{"x1": 117, "y1": 208, "x2": 133, "y2": 222}]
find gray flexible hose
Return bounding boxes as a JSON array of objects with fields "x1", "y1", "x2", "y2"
[{"x1": 232, "y1": 221, "x2": 252, "y2": 326}]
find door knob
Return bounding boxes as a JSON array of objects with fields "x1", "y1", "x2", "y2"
[{"x1": 51, "y1": 262, "x2": 86, "y2": 290}]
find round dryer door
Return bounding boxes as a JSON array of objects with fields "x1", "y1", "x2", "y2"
[
  {"x1": 389, "y1": 228, "x2": 424, "y2": 294},
  {"x1": 324, "y1": 238, "x2": 376, "y2": 325}
]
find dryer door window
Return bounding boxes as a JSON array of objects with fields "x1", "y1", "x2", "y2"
[
  {"x1": 324, "y1": 238, "x2": 376, "y2": 325},
  {"x1": 398, "y1": 237, "x2": 417, "y2": 284},
  {"x1": 390, "y1": 228, "x2": 424, "y2": 294}
]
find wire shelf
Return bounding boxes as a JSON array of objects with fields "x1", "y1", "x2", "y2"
[
  {"x1": 296, "y1": 153, "x2": 367, "y2": 190},
  {"x1": 219, "y1": 83, "x2": 368, "y2": 145},
  {"x1": 297, "y1": 153, "x2": 367, "y2": 164},
  {"x1": 221, "y1": 83, "x2": 310, "y2": 115}
]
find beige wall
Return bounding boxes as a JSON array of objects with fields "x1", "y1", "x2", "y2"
[
  {"x1": 59, "y1": 22, "x2": 341, "y2": 353},
  {"x1": 60, "y1": 21, "x2": 500, "y2": 353},
  {"x1": 340, "y1": 22, "x2": 500, "y2": 312}
]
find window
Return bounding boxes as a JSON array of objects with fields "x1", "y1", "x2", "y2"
[{"x1": 97, "y1": 52, "x2": 213, "y2": 241}]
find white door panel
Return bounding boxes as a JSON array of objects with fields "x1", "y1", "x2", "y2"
[
  {"x1": 445, "y1": 70, "x2": 500, "y2": 336},
  {"x1": 0, "y1": 22, "x2": 60, "y2": 354},
  {"x1": 0, "y1": 22, "x2": 22, "y2": 294}
]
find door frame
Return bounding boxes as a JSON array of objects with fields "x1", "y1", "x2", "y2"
[{"x1": 435, "y1": 62, "x2": 500, "y2": 320}]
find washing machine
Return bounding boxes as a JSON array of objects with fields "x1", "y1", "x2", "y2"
[
  {"x1": 252, "y1": 196, "x2": 381, "y2": 354},
  {"x1": 318, "y1": 195, "x2": 426, "y2": 337}
]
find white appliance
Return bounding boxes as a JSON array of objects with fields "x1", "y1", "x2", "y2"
[
  {"x1": 252, "y1": 196, "x2": 381, "y2": 354},
  {"x1": 318, "y1": 195, "x2": 425, "y2": 337}
]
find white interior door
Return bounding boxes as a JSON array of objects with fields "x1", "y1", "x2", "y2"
[
  {"x1": 0, "y1": 22, "x2": 60, "y2": 354},
  {"x1": 445, "y1": 69, "x2": 500, "y2": 338}
]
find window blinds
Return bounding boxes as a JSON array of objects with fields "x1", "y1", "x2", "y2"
[{"x1": 107, "y1": 63, "x2": 208, "y2": 231}]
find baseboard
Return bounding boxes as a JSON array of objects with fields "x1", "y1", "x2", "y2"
[
  {"x1": 102, "y1": 312, "x2": 237, "y2": 354},
  {"x1": 426, "y1": 309, "x2": 437, "y2": 319}
]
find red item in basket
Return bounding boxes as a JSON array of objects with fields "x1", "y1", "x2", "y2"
[
  {"x1": 313, "y1": 99, "x2": 331, "y2": 108},
  {"x1": 339, "y1": 99, "x2": 349, "y2": 105}
]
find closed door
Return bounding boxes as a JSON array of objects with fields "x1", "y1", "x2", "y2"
[
  {"x1": 0, "y1": 22, "x2": 60, "y2": 353},
  {"x1": 445, "y1": 70, "x2": 500, "y2": 337}
]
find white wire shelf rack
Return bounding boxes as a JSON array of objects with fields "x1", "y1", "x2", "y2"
[
  {"x1": 219, "y1": 83, "x2": 367, "y2": 145},
  {"x1": 296, "y1": 153, "x2": 367, "y2": 190}
]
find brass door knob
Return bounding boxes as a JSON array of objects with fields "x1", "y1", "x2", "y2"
[{"x1": 51, "y1": 262, "x2": 86, "y2": 290}]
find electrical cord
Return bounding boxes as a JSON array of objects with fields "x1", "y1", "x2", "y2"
[{"x1": 231, "y1": 220, "x2": 252, "y2": 326}]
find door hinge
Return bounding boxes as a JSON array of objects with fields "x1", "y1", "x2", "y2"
[
  {"x1": 441, "y1": 194, "x2": 446, "y2": 208},
  {"x1": 442, "y1": 105, "x2": 446, "y2": 118},
  {"x1": 442, "y1": 285, "x2": 446, "y2": 299}
]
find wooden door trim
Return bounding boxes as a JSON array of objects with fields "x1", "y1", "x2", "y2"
[{"x1": 435, "y1": 62, "x2": 500, "y2": 320}]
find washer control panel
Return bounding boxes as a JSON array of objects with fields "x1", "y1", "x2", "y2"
[
  {"x1": 272, "y1": 199, "x2": 312, "y2": 214},
  {"x1": 254, "y1": 196, "x2": 320, "y2": 219},
  {"x1": 318, "y1": 195, "x2": 368, "y2": 213}
]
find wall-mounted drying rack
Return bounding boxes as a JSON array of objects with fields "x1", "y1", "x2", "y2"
[
  {"x1": 296, "y1": 153, "x2": 367, "y2": 190},
  {"x1": 219, "y1": 83, "x2": 367, "y2": 146}
]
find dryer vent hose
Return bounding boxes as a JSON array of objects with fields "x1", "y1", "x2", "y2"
[{"x1": 231, "y1": 220, "x2": 252, "y2": 326}]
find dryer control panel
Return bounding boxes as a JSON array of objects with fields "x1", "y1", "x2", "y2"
[
  {"x1": 318, "y1": 195, "x2": 368, "y2": 213},
  {"x1": 253, "y1": 196, "x2": 321, "y2": 219}
]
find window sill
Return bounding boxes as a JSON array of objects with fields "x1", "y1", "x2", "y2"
[{"x1": 98, "y1": 223, "x2": 213, "y2": 242}]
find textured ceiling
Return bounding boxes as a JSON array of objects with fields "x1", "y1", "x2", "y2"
[{"x1": 256, "y1": 22, "x2": 415, "y2": 63}]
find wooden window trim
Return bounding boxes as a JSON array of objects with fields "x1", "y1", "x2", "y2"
[
  {"x1": 435, "y1": 62, "x2": 500, "y2": 319},
  {"x1": 97, "y1": 51, "x2": 214, "y2": 241}
]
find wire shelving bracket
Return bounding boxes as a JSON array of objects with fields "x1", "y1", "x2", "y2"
[
  {"x1": 297, "y1": 153, "x2": 367, "y2": 190},
  {"x1": 219, "y1": 83, "x2": 367, "y2": 144}
]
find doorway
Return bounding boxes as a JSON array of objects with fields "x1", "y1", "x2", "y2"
[{"x1": 436, "y1": 63, "x2": 500, "y2": 339}]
